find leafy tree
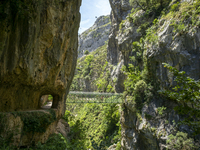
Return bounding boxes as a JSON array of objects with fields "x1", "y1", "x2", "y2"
[
  {"x1": 71, "y1": 43, "x2": 113, "y2": 92},
  {"x1": 166, "y1": 132, "x2": 196, "y2": 150},
  {"x1": 84, "y1": 50, "x2": 90, "y2": 55},
  {"x1": 64, "y1": 103, "x2": 121, "y2": 150},
  {"x1": 82, "y1": 55, "x2": 94, "y2": 77}
]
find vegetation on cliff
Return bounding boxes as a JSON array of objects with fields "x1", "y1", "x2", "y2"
[
  {"x1": 122, "y1": 0, "x2": 200, "y2": 113},
  {"x1": 71, "y1": 42, "x2": 115, "y2": 93},
  {"x1": 69, "y1": 1, "x2": 200, "y2": 149},
  {"x1": 0, "y1": 109, "x2": 58, "y2": 149},
  {"x1": 120, "y1": 0, "x2": 200, "y2": 149},
  {"x1": 68, "y1": 41, "x2": 121, "y2": 149},
  {"x1": 130, "y1": 0, "x2": 171, "y2": 10},
  {"x1": 159, "y1": 63, "x2": 200, "y2": 136},
  {"x1": 64, "y1": 103, "x2": 121, "y2": 150},
  {"x1": 1, "y1": 0, "x2": 200, "y2": 149},
  {"x1": 66, "y1": 22, "x2": 121, "y2": 149}
]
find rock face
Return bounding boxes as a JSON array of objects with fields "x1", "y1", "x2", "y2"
[
  {"x1": 0, "y1": 110, "x2": 70, "y2": 147},
  {"x1": 78, "y1": 15, "x2": 111, "y2": 58},
  {"x1": 108, "y1": 0, "x2": 132, "y2": 65},
  {"x1": 121, "y1": 99, "x2": 180, "y2": 150},
  {"x1": 147, "y1": 21, "x2": 200, "y2": 89},
  {"x1": 0, "y1": 0, "x2": 81, "y2": 146},
  {"x1": 108, "y1": 0, "x2": 132, "y2": 93},
  {"x1": 107, "y1": 0, "x2": 200, "y2": 149},
  {"x1": 0, "y1": 0, "x2": 81, "y2": 114}
]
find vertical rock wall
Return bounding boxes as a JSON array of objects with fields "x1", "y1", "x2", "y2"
[
  {"x1": 107, "y1": 0, "x2": 200, "y2": 149},
  {"x1": 108, "y1": 0, "x2": 132, "y2": 93},
  {"x1": 108, "y1": 0, "x2": 132, "y2": 65},
  {"x1": 0, "y1": 0, "x2": 81, "y2": 115}
]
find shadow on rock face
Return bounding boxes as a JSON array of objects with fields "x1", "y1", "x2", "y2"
[{"x1": 0, "y1": 0, "x2": 81, "y2": 147}]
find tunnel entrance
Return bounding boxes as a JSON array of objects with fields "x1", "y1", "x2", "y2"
[
  {"x1": 40, "y1": 94, "x2": 60, "y2": 109},
  {"x1": 40, "y1": 95, "x2": 53, "y2": 109}
]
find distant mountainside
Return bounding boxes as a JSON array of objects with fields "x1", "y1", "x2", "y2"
[{"x1": 78, "y1": 15, "x2": 111, "y2": 58}]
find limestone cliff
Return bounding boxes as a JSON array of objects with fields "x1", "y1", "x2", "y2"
[
  {"x1": 108, "y1": 0, "x2": 200, "y2": 149},
  {"x1": 78, "y1": 15, "x2": 111, "y2": 58},
  {"x1": 0, "y1": 0, "x2": 81, "y2": 146},
  {"x1": 108, "y1": 0, "x2": 132, "y2": 93},
  {"x1": 108, "y1": 0, "x2": 132, "y2": 65}
]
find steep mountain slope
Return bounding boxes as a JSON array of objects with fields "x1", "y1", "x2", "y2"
[
  {"x1": 107, "y1": 0, "x2": 200, "y2": 149},
  {"x1": 71, "y1": 42, "x2": 116, "y2": 92},
  {"x1": 72, "y1": 15, "x2": 114, "y2": 92},
  {"x1": 78, "y1": 15, "x2": 111, "y2": 58}
]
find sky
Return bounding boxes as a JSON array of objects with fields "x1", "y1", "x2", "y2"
[{"x1": 79, "y1": 0, "x2": 111, "y2": 34}]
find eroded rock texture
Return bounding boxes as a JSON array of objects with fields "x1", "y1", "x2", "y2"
[
  {"x1": 0, "y1": 0, "x2": 81, "y2": 115},
  {"x1": 147, "y1": 22, "x2": 200, "y2": 89},
  {"x1": 107, "y1": 0, "x2": 200, "y2": 149},
  {"x1": 108, "y1": 0, "x2": 132, "y2": 65},
  {"x1": 108, "y1": 0, "x2": 132, "y2": 93}
]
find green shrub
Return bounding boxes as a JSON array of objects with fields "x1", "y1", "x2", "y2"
[
  {"x1": 167, "y1": 132, "x2": 195, "y2": 150},
  {"x1": 153, "y1": 18, "x2": 158, "y2": 25},
  {"x1": 84, "y1": 50, "x2": 90, "y2": 55},
  {"x1": 159, "y1": 63, "x2": 200, "y2": 135},
  {"x1": 134, "y1": 80, "x2": 147, "y2": 93},
  {"x1": 119, "y1": 20, "x2": 125, "y2": 30},
  {"x1": 129, "y1": 0, "x2": 171, "y2": 12},
  {"x1": 116, "y1": 141, "x2": 121, "y2": 150},
  {"x1": 145, "y1": 26, "x2": 159, "y2": 44},
  {"x1": 171, "y1": 2, "x2": 180, "y2": 12},
  {"x1": 12, "y1": 110, "x2": 56, "y2": 134},
  {"x1": 82, "y1": 55, "x2": 93, "y2": 77},
  {"x1": 157, "y1": 106, "x2": 166, "y2": 115},
  {"x1": 48, "y1": 95, "x2": 53, "y2": 100},
  {"x1": 123, "y1": 62, "x2": 153, "y2": 112},
  {"x1": 170, "y1": 21, "x2": 186, "y2": 33},
  {"x1": 131, "y1": 41, "x2": 144, "y2": 62},
  {"x1": 137, "y1": 22, "x2": 150, "y2": 36},
  {"x1": 65, "y1": 103, "x2": 121, "y2": 150},
  {"x1": 36, "y1": 134, "x2": 67, "y2": 150}
]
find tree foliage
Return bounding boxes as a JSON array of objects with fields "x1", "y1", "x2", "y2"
[
  {"x1": 64, "y1": 103, "x2": 121, "y2": 150},
  {"x1": 129, "y1": 0, "x2": 171, "y2": 10},
  {"x1": 84, "y1": 50, "x2": 90, "y2": 55},
  {"x1": 159, "y1": 63, "x2": 200, "y2": 135},
  {"x1": 71, "y1": 43, "x2": 114, "y2": 92},
  {"x1": 166, "y1": 132, "x2": 196, "y2": 150}
]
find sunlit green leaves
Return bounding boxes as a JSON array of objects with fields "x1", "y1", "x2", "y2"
[
  {"x1": 159, "y1": 63, "x2": 200, "y2": 135},
  {"x1": 65, "y1": 103, "x2": 121, "y2": 149},
  {"x1": 167, "y1": 132, "x2": 196, "y2": 150}
]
